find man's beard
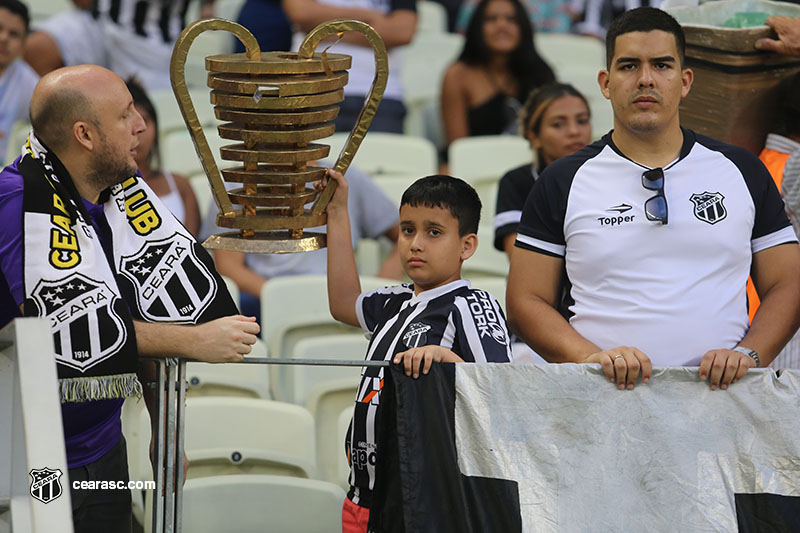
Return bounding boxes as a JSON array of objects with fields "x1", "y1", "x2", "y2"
[{"x1": 86, "y1": 136, "x2": 137, "y2": 192}]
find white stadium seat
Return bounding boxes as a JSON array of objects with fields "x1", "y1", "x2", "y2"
[
  {"x1": 181, "y1": 475, "x2": 345, "y2": 533},
  {"x1": 184, "y1": 397, "x2": 317, "y2": 479}
]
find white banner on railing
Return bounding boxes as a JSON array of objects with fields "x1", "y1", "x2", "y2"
[
  {"x1": 375, "y1": 364, "x2": 800, "y2": 532},
  {"x1": 454, "y1": 365, "x2": 800, "y2": 532}
]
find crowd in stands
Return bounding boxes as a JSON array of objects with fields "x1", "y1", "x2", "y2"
[{"x1": 4, "y1": 1, "x2": 800, "y2": 531}]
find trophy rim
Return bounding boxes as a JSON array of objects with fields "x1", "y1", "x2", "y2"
[{"x1": 203, "y1": 231, "x2": 327, "y2": 253}]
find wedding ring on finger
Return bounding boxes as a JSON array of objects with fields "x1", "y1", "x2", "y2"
[{"x1": 614, "y1": 354, "x2": 624, "y2": 360}]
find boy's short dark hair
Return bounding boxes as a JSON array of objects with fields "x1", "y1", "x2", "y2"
[
  {"x1": 401, "y1": 175, "x2": 481, "y2": 236},
  {"x1": 605, "y1": 7, "x2": 685, "y2": 68},
  {"x1": 0, "y1": 0, "x2": 30, "y2": 34}
]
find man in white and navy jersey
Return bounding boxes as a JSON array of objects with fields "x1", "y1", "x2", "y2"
[
  {"x1": 24, "y1": 0, "x2": 197, "y2": 90},
  {"x1": 507, "y1": 7, "x2": 800, "y2": 392},
  {"x1": 323, "y1": 171, "x2": 512, "y2": 532}
]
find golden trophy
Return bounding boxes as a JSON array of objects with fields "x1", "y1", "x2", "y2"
[{"x1": 170, "y1": 19, "x2": 388, "y2": 253}]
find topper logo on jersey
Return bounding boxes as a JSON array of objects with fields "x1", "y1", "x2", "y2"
[
  {"x1": 466, "y1": 291, "x2": 508, "y2": 345},
  {"x1": 31, "y1": 273, "x2": 127, "y2": 371},
  {"x1": 598, "y1": 203, "x2": 636, "y2": 227},
  {"x1": 403, "y1": 322, "x2": 432, "y2": 348},
  {"x1": 119, "y1": 232, "x2": 216, "y2": 322},
  {"x1": 690, "y1": 192, "x2": 727, "y2": 225}
]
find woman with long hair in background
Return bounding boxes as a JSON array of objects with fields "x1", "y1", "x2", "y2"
[{"x1": 441, "y1": 0, "x2": 555, "y2": 149}]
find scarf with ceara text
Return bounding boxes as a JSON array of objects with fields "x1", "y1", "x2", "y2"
[{"x1": 19, "y1": 133, "x2": 237, "y2": 402}]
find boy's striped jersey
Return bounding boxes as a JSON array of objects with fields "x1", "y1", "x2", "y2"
[{"x1": 346, "y1": 280, "x2": 512, "y2": 506}]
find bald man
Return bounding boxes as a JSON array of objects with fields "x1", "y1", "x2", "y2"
[{"x1": 0, "y1": 65, "x2": 259, "y2": 531}]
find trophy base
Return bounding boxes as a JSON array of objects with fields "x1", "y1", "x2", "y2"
[{"x1": 203, "y1": 231, "x2": 326, "y2": 254}]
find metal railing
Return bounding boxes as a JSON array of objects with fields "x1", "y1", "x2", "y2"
[{"x1": 149, "y1": 356, "x2": 388, "y2": 532}]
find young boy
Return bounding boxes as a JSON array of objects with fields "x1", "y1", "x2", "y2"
[{"x1": 324, "y1": 170, "x2": 513, "y2": 532}]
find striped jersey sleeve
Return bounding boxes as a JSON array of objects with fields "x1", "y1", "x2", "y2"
[
  {"x1": 494, "y1": 164, "x2": 536, "y2": 251},
  {"x1": 515, "y1": 165, "x2": 570, "y2": 257},
  {"x1": 451, "y1": 289, "x2": 513, "y2": 363},
  {"x1": 516, "y1": 142, "x2": 601, "y2": 257},
  {"x1": 355, "y1": 284, "x2": 413, "y2": 338}
]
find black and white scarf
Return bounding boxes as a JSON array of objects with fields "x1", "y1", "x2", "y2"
[{"x1": 19, "y1": 134, "x2": 237, "y2": 402}]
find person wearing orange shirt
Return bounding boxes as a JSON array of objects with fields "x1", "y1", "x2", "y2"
[{"x1": 752, "y1": 73, "x2": 800, "y2": 369}]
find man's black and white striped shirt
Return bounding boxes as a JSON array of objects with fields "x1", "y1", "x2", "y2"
[
  {"x1": 92, "y1": 0, "x2": 191, "y2": 43},
  {"x1": 346, "y1": 279, "x2": 512, "y2": 507},
  {"x1": 516, "y1": 129, "x2": 797, "y2": 367}
]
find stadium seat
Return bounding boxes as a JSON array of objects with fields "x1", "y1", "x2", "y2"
[
  {"x1": 322, "y1": 132, "x2": 437, "y2": 177},
  {"x1": 148, "y1": 87, "x2": 217, "y2": 136},
  {"x1": 161, "y1": 128, "x2": 227, "y2": 177},
  {"x1": 121, "y1": 397, "x2": 152, "y2": 526},
  {"x1": 4, "y1": 120, "x2": 30, "y2": 166},
  {"x1": 448, "y1": 135, "x2": 531, "y2": 225},
  {"x1": 181, "y1": 475, "x2": 345, "y2": 533},
  {"x1": 220, "y1": 274, "x2": 241, "y2": 312},
  {"x1": 462, "y1": 226, "x2": 510, "y2": 279},
  {"x1": 336, "y1": 407, "x2": 353, "y2": 489},
  {"x1": 305, "y1": 378, "x2": 360, "y2": 485},
  {"x1": 290, "y1": 334, "x2": 366, "y2": 404},
  {"x1": 535, "y1": 33, "x2": 605, "y2": 80},
  {"x1": 189, "y1": 173, "x2": 216, "y2": 222},
  {"x1": 402, "y1": 33, "x2": 464, "y2": 144},
  {"x1": 184, "y1": 397, "x2": 317, "y2": 479},
  {"x1": 185, "y1": 342, "x2": 270, "y2": 400},
  {"x1": 291, "y1": 335, "x2": 366, "y2": 484},
  {"x1": 372, "y1": 174, "x2": 418, "y2": 207},
  {"x1": 416, "y1": 0, "x2": 448, "y2": 34},
  {"x1": 354, "y1": 236, "x2": 396, "y2": 277},
  {"x1": 260, "y1": 275, "x2": 394, "y2": 358}
]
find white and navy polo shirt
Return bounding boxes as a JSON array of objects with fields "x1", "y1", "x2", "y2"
[
  {"x1": 516, "y1": 129, "x2": 797, "y2": 367},
  {"x1": 346, "y1": 280, "x2": 512, "y2": 507}
]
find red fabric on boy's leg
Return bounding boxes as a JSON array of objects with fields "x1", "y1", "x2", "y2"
[{"x1": 342, "y1": 497, "x2": 370, "y2": 533}]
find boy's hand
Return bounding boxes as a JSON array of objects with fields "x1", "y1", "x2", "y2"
[
  {"x1": 316, "y1": 168, "x2": 349, "y2": 214},
  {"x1": 393, "y1": 346, "x2": 464, "y2": 378}
]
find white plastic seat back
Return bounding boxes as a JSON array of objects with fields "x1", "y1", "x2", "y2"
[
  {"x1": 186, "y1": 343, "x2": 270, "y2": 400},
  {"x1": 161, "y1": 128, "x2": 226, "y2": 177},
  {"x1": 261, "y1": 275, "x2": 395, "y2": 357},
  {"x1": 305, "y1": 379, "x2": 361, "y2": 487},
  {"x1": 449, "y1": 136, "x2": 532, "y2": 224},
  {"x1": 534, "y1": 33, "x2": 605, "y2": 79},
  {"x1": 373, "y1": 174, "x2": 418, "y2": 207},
  {"x1": 184, "y1": 397, "x2": 316, "y2": 479},
  {"x1": 402, "y1": 33, "x2": 463, "y2": 145},
  {"x1": 322, "y1": 132, "x2": 437, "y2": 177},
  {"x1": 121, "y1": 397, "x2": 152, "y2": 525},
  {"x1": 181, "y1": 474, "x2": 345, "y2": 533},
  {"x1": 462, "y1": 226, "x2": 510, "y2": 279},
  {"x1": 336, "y1": 407, "x2": 354, "y2": 488},
  {"x1": 4, "y1": 120, "x2": 30, "y2": 165},
  {"x1": 149, "y1": 88, "x2": 217, "y2": 135},
  {"x1": 291, "y1": 334, "x2": 367, "y2": 404},
  {"x1": 416, "y1": 0, "x2": 448, "y2": 34}
]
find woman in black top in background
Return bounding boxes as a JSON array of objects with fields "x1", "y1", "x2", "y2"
[
  {"x1": 493, "y1": 83, "x2": 592, "y2": 257},
  {"x1": 441, "y1": 0, "x2": 555, "y2": 149}
]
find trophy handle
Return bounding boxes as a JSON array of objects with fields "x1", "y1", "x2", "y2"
[
  {"x1": 170, "y1": 18, "x2": 262, "y2": 218},
  {"x1": 299, "y1": 20, "x2": 389, "y2": 215}
]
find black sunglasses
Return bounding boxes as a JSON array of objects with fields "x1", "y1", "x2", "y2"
[{"x1": 642, "y1": 168, "x2": 667, "y2": 225}]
